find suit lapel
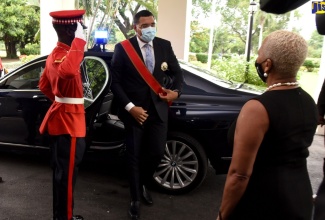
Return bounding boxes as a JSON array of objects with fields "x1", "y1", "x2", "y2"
[
  {"x1": 129, "y1": 36, "x2": 144, "y2": 61},
  {"x1": 129, "y1": 36, "x2": 161, "y2": 74},
  {"x1": 152, "y1": 38, "x2": 161, "y2": 74}
]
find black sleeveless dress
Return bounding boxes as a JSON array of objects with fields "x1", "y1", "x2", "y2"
[{"x1": 228, "y1": 88, "x2": 318, "y2": 220}]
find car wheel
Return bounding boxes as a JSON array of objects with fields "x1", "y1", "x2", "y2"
[{"x1": 153, "y1": 132, "x2": 208, "y2": 194}]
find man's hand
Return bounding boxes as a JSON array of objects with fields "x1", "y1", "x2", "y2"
[
  {"x1": 158, "y1": 87, "x2": 178, "y2": 102},
  {"x1": 129, "y1": 106, "x2": 148, "y2": 125},
  {"x1": 75, "y1": 22, "x2": 86, "y2": 41}
]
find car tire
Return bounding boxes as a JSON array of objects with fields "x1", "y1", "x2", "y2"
[{"x1": 153, "y1": 131, "x2": 208, "y2": 194}]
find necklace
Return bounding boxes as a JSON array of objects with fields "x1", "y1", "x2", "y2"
[{"x1": 265, "y1": 82, "x2": 299, "y2": 91}]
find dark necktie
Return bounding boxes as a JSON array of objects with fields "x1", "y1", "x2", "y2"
[{"x1": 144, "y1": 43, "x2": 154, "y2": 73}]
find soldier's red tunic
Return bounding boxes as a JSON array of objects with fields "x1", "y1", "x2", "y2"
[{"x1": 39, "y1": 38, "x2": 86, "y2": 137}]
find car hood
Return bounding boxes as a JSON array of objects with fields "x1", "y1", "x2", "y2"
[{"x1": 179, "y1": 61, "x2": 262, "y2": 95}]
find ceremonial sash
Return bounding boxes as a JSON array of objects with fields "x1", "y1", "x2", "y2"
[{"x1": 120, "y1": 40, "x2": 167, "y2": 97}]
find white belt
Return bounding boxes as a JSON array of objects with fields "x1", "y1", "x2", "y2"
[{"x1": 55, "y1": 96, "x2": 84, "y2": 104}]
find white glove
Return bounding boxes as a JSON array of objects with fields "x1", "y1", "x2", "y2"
[{"x1": 75, "y1": 22, "x2": 86, "y2": 41}]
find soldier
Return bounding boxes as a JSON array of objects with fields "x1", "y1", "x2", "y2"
[{"x1": 38, "y1": 10, "x2": 87, "y2": 220}]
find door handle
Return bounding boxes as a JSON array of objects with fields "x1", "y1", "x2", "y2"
[{"x1": 33, "y1": 95, "x2": 48, "y2": 102}]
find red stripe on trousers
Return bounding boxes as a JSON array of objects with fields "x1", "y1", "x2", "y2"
[{"x1": 67, "y1": 137, "x2": 76, "y2": 219}]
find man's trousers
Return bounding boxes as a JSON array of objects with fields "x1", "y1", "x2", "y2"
[{"x1": 50, "y1": 135, "x2": 86, "y2": 220}]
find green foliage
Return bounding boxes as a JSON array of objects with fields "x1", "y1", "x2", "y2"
[
  {"x1": 190, "y1": 0, "x2": 292, "y2": 58},
  {"x1": 84, "y1": 58, "x2": 108, "y2": 106},
  {"x1": 0, "y1": 0, "x2": 40, "y2": 58},
  {"x1": 190, "y1": 21, "x2": 210, "y2": 53},
  {"x1": 189, "y1": 60, "x2": 208, "y2": 69},
  {"x1": 80, "y1": 0, "x2": 158, "y2": 42},
  {"x1": 0, "y1": 42, "x2": 4, "y2": 51},
  {"x1": 210, "y1": 55, "x2": 266, "y2": 87},
  {"x1": 309, "y1": 31, "x2": 324, "y2": 49},
  {"x1": 192, "y1": 0, "x2": 214, "y2": 18},
  {"x1": 303, "y1": 59, "x2": 315, "y2": 72},
  {"x1": 213, "y1": 26, "x2": 244, "y2": 55},
  {"x1": 19, "y1": 43, "x2": 40, "y2": 55},
  {"x1": 308, "y1": 47, "x2": 322, "y2": 58},
  {"x1": 196, "y1": 53, "x2": 208, "y2": 63},
  {"x1": 312, "y1": 58, "x2": 321, "y2": 68},
  {"x1": 188, "y1": 54, "x2": 197, "y2": 62},
  {"x1": 308, "y1": 30, "x2": 324, "y2": 58},
  {"x1": 19, "y1": 54, "x2": 40, "y2": 63}
]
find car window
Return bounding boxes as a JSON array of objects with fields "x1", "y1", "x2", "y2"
[
  {"x1": 81, "y1": 56, "x2": 109, "y2": 108},
  {"x1": 1, "y1": 56, "x2": 109, "y2": 105},
  {"x1": 3, "y1": 60, "x2": 45, "y2": 90}
]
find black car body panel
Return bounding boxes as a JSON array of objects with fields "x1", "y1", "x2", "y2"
[{"x1": 0, "y1": 51, "x2": 260, "y2": 193}]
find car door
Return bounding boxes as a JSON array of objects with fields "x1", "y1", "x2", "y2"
[
  {"x1": 81, "y1": 55, "x2": 126, "y2": 150},
  {"x1": 0, "y1": 55, "x2": 112, "y2": 149},
  {"x1": 0, "y1": 58, "x2": 49, "y2": 147}
]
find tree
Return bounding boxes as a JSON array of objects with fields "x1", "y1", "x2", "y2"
[
  {"x1": 0, "y1": 0, "x2": 40, "y2": 58},
  {"x1": 308, "y1": 30, "x2": 324, "y2": 58},
  {"x1": 80, "y1": 0, "x2": 158, "y2": 47},
  {"x1": 189, "y1": 21, "x2": 209, "y2": 53},
  {"x1": 217, "y1": 0, "x2": 293, "y2": 56},
  {"x1": 213, "y1": 26, "x2": 244, "y2": 55}
]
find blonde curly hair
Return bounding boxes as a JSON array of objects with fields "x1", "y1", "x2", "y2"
[{"x1": 262, "y1": 30, "x2": 308, "y2": 78}]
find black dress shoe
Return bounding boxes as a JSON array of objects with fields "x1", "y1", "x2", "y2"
[
  {"x1": 129, "y1": 201, "x2": 140, "y2": 220},
  {"x1": 72, "y1": 215, "x2": 84, "y2": 220},
  {"x1": 141, "y1": 185, "x2": 153, "y2": 206}
]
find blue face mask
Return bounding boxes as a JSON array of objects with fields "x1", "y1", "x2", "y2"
[{"x1": 140, "y1": 27, "x2": 156, "y2": 42}]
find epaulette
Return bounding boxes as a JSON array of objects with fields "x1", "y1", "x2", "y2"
[
  {"x1": 52, "y1": 45, "x2": 69, "y2": 63},
  {"x1": 54, "y1": 56, "x2": 66, "y2": 63}
]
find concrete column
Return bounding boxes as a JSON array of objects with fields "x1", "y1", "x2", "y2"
[
  {"x1": 40, "y1": 0, "x2": 76, "y2": 55},
  {"x1": 157, "y1": 0, "x2": 191, "y2": 61}
]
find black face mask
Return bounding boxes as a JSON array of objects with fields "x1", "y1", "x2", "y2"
[{"x1": 254, "y1": 59, "x2": 267, "y2": 82}]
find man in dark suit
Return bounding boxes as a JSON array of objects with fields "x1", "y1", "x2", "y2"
[{"x1": 110, "y1": 9, "x2": 184, "y2": 220}]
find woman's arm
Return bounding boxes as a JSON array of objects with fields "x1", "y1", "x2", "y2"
[{"x1": 217, "y1": 99, "x2": 269, "y2": 220}]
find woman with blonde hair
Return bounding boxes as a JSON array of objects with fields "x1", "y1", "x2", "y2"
[{"x1": 217, "y1": 30, "x2": 318, "y2": 220}]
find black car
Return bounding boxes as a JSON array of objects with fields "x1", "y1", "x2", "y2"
[{"x1": 0, "y1": 51, "x2": 259, "y2": 194}]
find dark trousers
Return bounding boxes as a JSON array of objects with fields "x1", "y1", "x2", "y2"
[
  {"x1": 124, "y1": 108, "x2": 167, "y2": 201},
  {"x1": 50, "y1": 135, "x2": 86, "y2": 220}
]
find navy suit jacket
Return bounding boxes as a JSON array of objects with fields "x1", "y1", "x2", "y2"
[{"x1": 110, "y1": 36, "x2": 184, "y2": 124}]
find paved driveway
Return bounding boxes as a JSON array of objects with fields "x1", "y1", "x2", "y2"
[{"x1": 0, "y1": 134, "x2": 324, "y2": 220}]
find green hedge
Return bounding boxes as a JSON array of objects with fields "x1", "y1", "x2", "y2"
[
  {"x1": 210, "y1": 55, "x2": 266, "y2": 87},
  {"x1": 195, "y1": 53, "x2": 224, "y2": 63},
  {"x1": 196, "y1": 53, "x2": 208, "y2": 63},
  {"x1": 302, "y1": 58, "x2": 321, "y2": 72},
  {"x1": 19, "y1": 43, "x2": 40, "y2": 56}
]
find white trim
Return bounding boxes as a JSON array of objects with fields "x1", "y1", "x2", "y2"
[{"x1": 55, "y1": 96, "x2": 84, "y2": 104}]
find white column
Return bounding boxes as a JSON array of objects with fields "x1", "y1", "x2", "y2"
[
  {"x1": 207, "y1": 0, "x2": 217, "y2": 70},
  {"x1": 157, "y1": 0, "x2": 191, "y2": 61},
  {"x1": 40, "y1": 0, "x2": 76, "y2": 55}
]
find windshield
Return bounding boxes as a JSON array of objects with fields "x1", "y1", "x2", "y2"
[
  {"x1": 179, "y1": 60, "x2": 233, "y2": 88},
  {"x1": 179, "y1": 60, "x2": 262, "y2": 95}
]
